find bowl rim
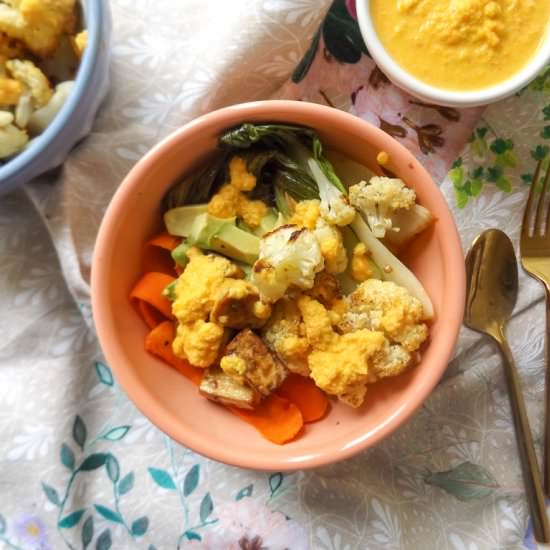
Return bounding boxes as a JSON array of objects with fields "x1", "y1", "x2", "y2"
[
  {"x1": 356, "y1": 0, "x2": 550, "y2": 108},
  {"x1": 0, "y1": 0, "x2": 105, "y2": 188},
  {"x1": 92, "y1": 100, "x2": 466, "y2": 471}
]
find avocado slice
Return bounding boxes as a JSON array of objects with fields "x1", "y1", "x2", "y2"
[
  {"x1": 165, "y1": 206, "x2": 260, "y2": 265},
  {"x1": 164, "y1": 204, "x2": 209, "y2": 237},
  {"x1": 178, "y1": 213, "x2": 260, "y2": 265}
]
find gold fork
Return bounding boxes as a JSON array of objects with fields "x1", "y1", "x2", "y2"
[{"x1": 521, "y1": 157, "x2": 550, "y2": 496}]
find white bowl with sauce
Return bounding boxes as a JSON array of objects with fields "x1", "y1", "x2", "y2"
[{"x1": 356, "y1": 0, "x2": 550, "y2": 108}]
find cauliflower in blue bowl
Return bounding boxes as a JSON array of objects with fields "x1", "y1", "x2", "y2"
[{"x1": 0, "y1": 0, "x2": 111, "y2": 196}]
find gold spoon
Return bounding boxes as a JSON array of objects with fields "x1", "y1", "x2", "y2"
[{"x1": 465, "y1": 229, "x2": 550, "y2": 543}]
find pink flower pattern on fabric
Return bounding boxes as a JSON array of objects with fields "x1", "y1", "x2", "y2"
[{"x1": 186, "y1": 498, "x2": 308, "y2": 550}]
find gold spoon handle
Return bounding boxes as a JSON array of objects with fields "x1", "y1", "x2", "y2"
[{"x1": 497, "y1": 331, "x2": 550, "y2": 543}]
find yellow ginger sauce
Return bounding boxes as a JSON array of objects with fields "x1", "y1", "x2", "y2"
[{"x1": 370, "y1": 0, "x2": 550, "y2": 91}]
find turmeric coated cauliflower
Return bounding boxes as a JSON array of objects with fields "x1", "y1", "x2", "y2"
[
  {"x1": 314, "y1": 219, "x2": 347, "y2": 274},
  {"x1": 262, "y1": 298, "x2": 311, "y2": 376},
  {"x1": 171, "y1": 247, "x2": 242, "y2": 325},
  {"x1": 349, "y1": 177, "x2": 416, "y2": 238},
  {"x1": 6, "y1": 58, "x2": 51, "y2": 106},
  {"x1": 173, "y1": 319, "x2": 225, "y2": 369},
  {"x1": 251, "y1": 224, "x2": 324, "y2": 303},
  {"x1": 338, "y1": 278, "x2": 428, "y2": 380},
  {"x1": 207, "y1": 156, "x2": 268, "y2": 228},
  {"x1": 0, "y1": 0, "x2": 76, "y2": 57},
  {"x1": 171, "y1": 248, "x2": 241, "y2": 367},
  {"x1": 298, "y1": 295, "x2": 386, "y2": 407}
]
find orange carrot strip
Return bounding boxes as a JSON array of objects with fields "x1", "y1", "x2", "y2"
[
  {"x1": 276, "y1": 373, "x2": 329, "y2": 423},
  {"x1": 144, "y1": 321, "x2": 203, "y2": 385},
  {"x1": 138, "y1": 300, "x2": 165, "y2": 330},
  {"x1": 147, "y1": 232, "x2": 181, "y2": 251},
  {"x1": 230, "y1": 394, "x2": 304, "y2": 445},
  {"x1": 130, "y1": 272, "x2": 175, "y2": 320},
  {"x1": 142, "y1": 232, "x2": 181, "y2": 276}
]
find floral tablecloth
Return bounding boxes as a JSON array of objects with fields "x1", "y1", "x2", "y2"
[{"x1": 2, "y1": 1, "x2": 550, "y2": 548}]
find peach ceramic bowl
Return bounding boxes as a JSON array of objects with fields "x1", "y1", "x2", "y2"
[{"x1": 92, "y1": 100, "x2": 465, "y2": 471}]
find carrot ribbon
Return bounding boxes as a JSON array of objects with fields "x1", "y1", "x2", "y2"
[
  {"x1": 276, "y1": 373, "x2": 329, "y2": 423},
  {"x1": 142, "y1": 232, "x2": 181, "y2": 276},
  {"x1": 130, "y1": 272, "x2": 175, "y2": 328}
]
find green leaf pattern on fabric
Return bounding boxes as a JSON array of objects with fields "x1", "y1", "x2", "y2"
[
  {"x1": 454, "y1": 97, "x2": 550, "y2": 207},
  {"x1": 94, "y1": 504, "x2": 122, "y2": 524},
  {"x1": 184, "y1": 464, "x2": 200, "y2": 496},
  {"x1": 72, "y1": 416, "x2": 87, "y2": 451},
  {"x1": 60, "y1": 443, "x2": 75, "y2": 471},
  {"x1": 94, "y1": 361, "x2": 114, "y2": 387},
  {"x1": 58, "y1": 509, "x2": 85, "y2": 529},
  {"x1": 425, "y1": 462, "x2": 499, "y2": 501},
  {"x1": 322, "y1": 0, "x2": 367, "y2": 64},
  {"x1": 81, "y1": 516, "x2": 94, "y2": 549},
  {"x1": 148, "y1": 467, "x2": 177, "y2": 491}
]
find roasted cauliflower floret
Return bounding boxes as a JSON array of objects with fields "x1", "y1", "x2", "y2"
[
  {"x1": 349, "y1": 177, "x2": 416, "y2": 238},
  {"x1": 0, "y1": 0, "x2": 76, "y2": 57},
  {"x1": 308, "y1": 159, "x2": 356, "y2": 226},
  {"x1": 220, "y1": 329, "x2": 287, "y2": 397},
  {"x1": 289, "y1": 199, "x2": 347, "y2": 274},
  {"x1": 262, "y1": 298, "x2": 310, "y2": 376},
  {"x1": 6, "y1": 58, "x2": 52, "y2": 106},
  {"x1": 298, "y1": 295, "x2": 386, "y2": 407},
  {"x1": 0, "y1": 122, "x2": 27, "y2": 158},
  {"x1": 337, "y1": 279, "x2": 429, "y2": 380},
  {"x1": 252, "y1": 224, "x2": 324, "y2": 303},
  {"x1": 340, "y1": 278, "x2": 428, "y2": 350},
  {"x1": 173, "y1": 319, "x2": 225, "y2": 369},
  {"x1": 207, "y1": 156, "x2": 268, "y2": 228},
  {"x1": 210, "y1": 278, "x2": 271, "y2": 329}
]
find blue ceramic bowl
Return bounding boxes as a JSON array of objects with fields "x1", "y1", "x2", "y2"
[{"x1": 0, "y1": 0, "x2": 111, "y2": 196}]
